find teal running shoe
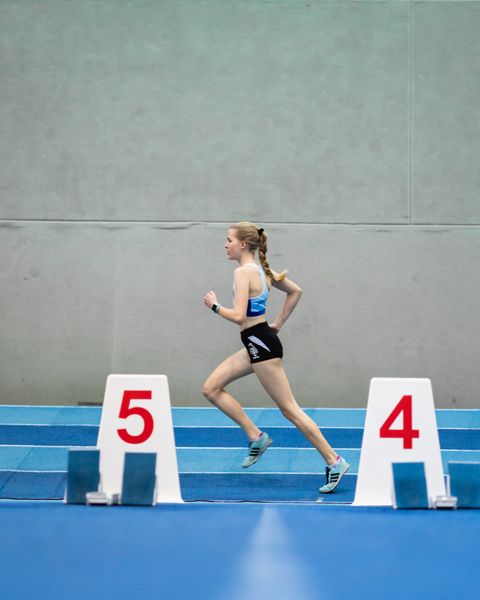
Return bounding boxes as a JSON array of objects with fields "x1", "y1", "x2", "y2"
[
  {"x1": 319, "y1": 456, "x2": 350, "y2": 493},
  {"x1": 242, "y1": 432, "x2": 272, "y2": 468}
]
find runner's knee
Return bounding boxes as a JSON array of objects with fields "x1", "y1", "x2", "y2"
[
  {"x1": 202, "y1": 379, "x2": 221, "y2": 403},
  {"x1": 280, "y1": 403, "x2": 302, "y2": 423}
]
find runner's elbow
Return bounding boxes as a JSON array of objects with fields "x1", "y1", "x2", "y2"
[{"x1": 288, "y1": 287, "x2": 303, "y2": 298}]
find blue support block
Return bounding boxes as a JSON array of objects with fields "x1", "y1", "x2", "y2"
[
  {"x1": 392, "y1": 462, "x2": 429, "y2": 509},
  {"x1": 121, "y1": 452, "x2": 157, "y2": 506},
  {"x1": 65, "y1": 449, "x2": 100, "y2": 504},
  {"x1": 448, "y1": 462, "x2": 480, "y2": 508}
]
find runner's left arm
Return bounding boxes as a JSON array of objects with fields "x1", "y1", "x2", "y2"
[{"x1": 203, "y1": 267, "x2": 249, "y2": 325}]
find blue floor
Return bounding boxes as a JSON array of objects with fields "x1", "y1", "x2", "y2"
[{"x1": 0, "y1": 501, "x2": 479, "y2": 600}]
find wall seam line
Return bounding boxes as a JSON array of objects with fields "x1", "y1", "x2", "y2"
[{"x1": 2, "y1": 220, "x2": 480, "y2": 228}]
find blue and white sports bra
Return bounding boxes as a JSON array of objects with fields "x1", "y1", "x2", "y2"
[{"x1": 233, "y1": 263, "x2": 269, "y2": 317}]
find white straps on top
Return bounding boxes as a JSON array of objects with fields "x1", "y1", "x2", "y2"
[{"x1": 244, "y1": 263, "x2": 267, "y2": 293}]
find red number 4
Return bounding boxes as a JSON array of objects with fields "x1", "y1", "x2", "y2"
[
  {"x1": 117, "y1": 390, "x2": 154, "y2": 444},
  {"x1": 379, "y1": 395, "x2": 420, "y2": 449}
]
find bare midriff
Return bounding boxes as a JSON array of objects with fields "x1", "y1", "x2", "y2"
[{"x1": 239, "y1": 314, "x2": 267, "y2": 333}]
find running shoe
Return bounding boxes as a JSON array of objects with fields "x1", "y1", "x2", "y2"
[
  {"x1": 242, "y1": 432, "x2": 272, "y2": 468},
  {"x1": 318, "y1": 456, "x2": 350, "y2": 493}
]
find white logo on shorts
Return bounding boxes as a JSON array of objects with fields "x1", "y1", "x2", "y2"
[
  {"x1": 248, "y1": 343, "x2": 259, "y2": 359},
  {"x1": 247, "y1": 335, "x2": 271, "y2": 353}
]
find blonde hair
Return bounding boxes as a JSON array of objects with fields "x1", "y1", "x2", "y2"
[{"x1": 230, "y1": 222, "x2": 287, "y2": 283}]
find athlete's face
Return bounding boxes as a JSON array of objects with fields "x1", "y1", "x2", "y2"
[{"x1": 225, "y1": 229, "x2": 245, "y2": 261}]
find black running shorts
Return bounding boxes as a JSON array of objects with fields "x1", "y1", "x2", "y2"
[{"x1": 240, "y1": 322, "x2": 283, "y2": 364}]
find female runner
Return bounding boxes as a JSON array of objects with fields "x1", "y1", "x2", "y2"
[{"x1": 203, "y1": 222, "x2": 349, "y2": 493}]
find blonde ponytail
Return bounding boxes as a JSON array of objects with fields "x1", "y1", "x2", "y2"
[
  {"x1": 231, "y1": 222, "x2": 287, "y2": 283},
  {"x1": 258, "y1": 232, "x2": 287, "y2": 283}
]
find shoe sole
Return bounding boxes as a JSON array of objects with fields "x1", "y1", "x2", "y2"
[
  {"x1": 241, "y1": 437, "x2": 272, "y2": 469},
  {"x1": 318, "y1": 462, "x2": 350, "y2": 494}
]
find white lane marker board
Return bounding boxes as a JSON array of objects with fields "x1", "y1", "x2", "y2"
[
  {"x1": 353, "y1": 378, "x2": 445, "y2": 506},
  {"x1": 97, "y1": 374, "x2": 182, "y2": 503}
]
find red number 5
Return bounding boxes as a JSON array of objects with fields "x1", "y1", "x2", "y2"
[
  {"x1": 379, "y1": 395, "x2": 420, "y2": 449},
  {"x1": 117, "y1": 390, "x2": 154, "y2": 444}
]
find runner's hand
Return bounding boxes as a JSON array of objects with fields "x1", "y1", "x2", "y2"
[{"x1": 204, "y1": 291, "x2": 217, "y2": 309}]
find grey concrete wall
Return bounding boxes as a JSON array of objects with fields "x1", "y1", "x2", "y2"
[{"x1": 1, "y1": 1, "x2": 479, "y2": 407}]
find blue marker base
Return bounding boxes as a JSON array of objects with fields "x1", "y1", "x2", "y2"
[
  {"x1": 65, "y1": 449, "x2": 100, "y2": 504},
  {"x1": 448, "y1": 462, "x2": 480, "y2": 508},
  {"x1": 121, "y1": 452, "x2": 157, "y2": 506},
  {"x1": 392, "y1": 462, "x2": 429, "y2": 509}
]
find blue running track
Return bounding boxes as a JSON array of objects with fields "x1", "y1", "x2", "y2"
[
  {"x1": 1, "y1": 406, "x2": 480, "y2": 600},
  {"x1": 1, "y1": 406, "x2": 479, "y2": 502}
]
